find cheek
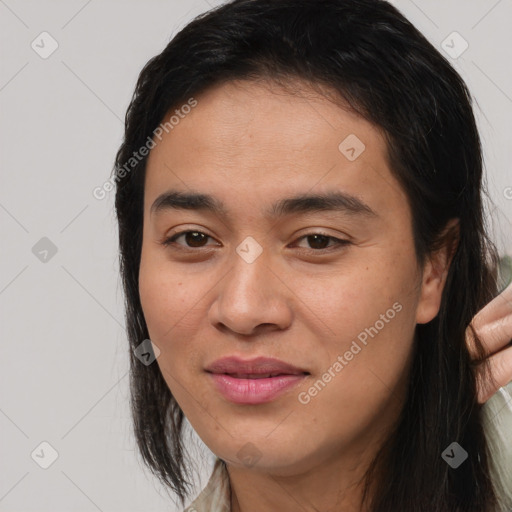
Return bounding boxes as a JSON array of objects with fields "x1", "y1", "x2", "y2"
[
  {"x1": 138, "y1": 252, "x2": 215, "y2": 382},
  {"x1": 139, "y1": 261, "x2": 172, "y2": 336},
  {"x1": 298, "y1": 279, "x2": 418, "y2": 445},
  {"x1": 309, "y1": 255, "x2": 418, "y2": 341},
  {"x1": 138, "y1": 261, "x2": 206, "y2": 402},
  {"x1": 308, "y1": 252, "x2": 420, "y2": 402},
  {"x1": 139, "y1": 249, "x2": 199, "y2": 333}
]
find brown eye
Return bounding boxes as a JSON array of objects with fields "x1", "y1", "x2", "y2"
[
  {"x1": 162, "y1": 230, "x2": 215, "y2": 248},
  {"x1": 182, "y1": 231, "x2": 208, "y2": 247},
  {"x1": 294, "y1": 233, "x2": 350, "y2": 251},
  {"x1": 305, "y1": 234, "x2": 331, "y2": 249}
]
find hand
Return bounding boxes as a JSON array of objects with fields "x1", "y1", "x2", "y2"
[{"x1": 466, "y1": 281, "x2": 512, "y2": 404}]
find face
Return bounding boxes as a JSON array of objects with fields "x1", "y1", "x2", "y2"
[{"x1": 139, "y1": 79, "x2": 444, "y2": 476}]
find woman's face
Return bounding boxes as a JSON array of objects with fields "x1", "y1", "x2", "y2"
[{"x1": 139, "y1": 79, "x2": 444, "y2": 475}]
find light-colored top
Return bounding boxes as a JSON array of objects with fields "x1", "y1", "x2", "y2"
[
  {"x1": 184, "y1": 457, "x2": 231, "y2": 512},
  {"x1": 482, "y1": 382, "x2": 512, "y2": 512},
  {"x1": 183, "y1": 382, "x2": 512, "y2": 512}
]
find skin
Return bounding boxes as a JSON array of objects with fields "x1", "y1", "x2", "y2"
[
  {"x1": 139, "y1": 79, "x2": 466, "y2": 511},
  {"x1": 467, "y1": 281, "x2": 512, "y2": 403}
]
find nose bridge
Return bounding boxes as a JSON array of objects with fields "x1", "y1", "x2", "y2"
[
  {"x1": 226, "y1": 237, "x2": 272, "y2": 304},
  {"x1": 210, "y1": 237, "x2": 291, "y2": 334}
]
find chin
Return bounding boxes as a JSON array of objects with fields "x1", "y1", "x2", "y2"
[{"x1": 208, "y1": 435, "x2": 322, "y2": 475}]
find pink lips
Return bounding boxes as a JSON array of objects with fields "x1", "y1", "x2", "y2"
[{"x1": 205, "y1": 356, "x2": 309, "y2": 404}]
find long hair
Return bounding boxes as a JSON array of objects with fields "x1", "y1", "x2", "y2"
[{"x1": 112, "y1": 0, "x2": 502, "y2": 509}]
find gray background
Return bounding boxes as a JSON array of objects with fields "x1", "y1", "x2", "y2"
[{"x1": 1, "y1": 0, "x2": 511, "y2": 511}]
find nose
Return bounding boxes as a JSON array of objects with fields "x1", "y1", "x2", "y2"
[{"x1": 207, "y1": 247, "x2": 293, "y2": 337}]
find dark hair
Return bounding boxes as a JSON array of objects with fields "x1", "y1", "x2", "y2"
[{"x1": 113, "y1": 0, "x2": 501, "y2": 510}]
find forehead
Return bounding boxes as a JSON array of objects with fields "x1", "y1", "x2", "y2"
[
  {"x1": 149, "y1": 79, "x2": 382, "y2": 162},
  {"x1": 143, "y1": 79, "x2": 407, "y2": 221}
]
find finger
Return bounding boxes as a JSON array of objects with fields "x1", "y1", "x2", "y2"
[
  {"x1": 469, "y1": 314, "x2": 512, "y2": 358},
  {"x1": 475, "y1": 344, "x2": 512, "y2": 404},
  {"x1": 466, "y1": 281, "x2": 512, "y2": 359},
  {"x1": 471, "y1": 281, "x2": 512, "y2": 329}
]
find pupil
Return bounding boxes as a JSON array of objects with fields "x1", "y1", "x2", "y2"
[
  {"x1": 186, "y1": 231, "x2": 206, "y2": 247},
  {"x1": 308, "y1": 234, "x2": 329, "y2": 249}
]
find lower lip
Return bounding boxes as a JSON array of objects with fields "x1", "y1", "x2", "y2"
[{"x1": 208, "y1": 373, "x2": 307, "y2": 404}]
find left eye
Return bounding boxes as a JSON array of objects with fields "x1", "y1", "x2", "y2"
[
  {"x1": 161, "y1": 230, "x2": 349, "y2": 251},
  {"x1": 293, "y1": 233, "x2": 349, "y2": 251}
]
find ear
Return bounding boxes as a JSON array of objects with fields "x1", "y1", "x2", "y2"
[{"x1": 416, "y1": 218, "x2": 460, "y2": 324}]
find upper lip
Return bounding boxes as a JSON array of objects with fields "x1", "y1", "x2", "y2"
[{"x1": 205, "y1": 356, "x2": 309, "y2": 376}]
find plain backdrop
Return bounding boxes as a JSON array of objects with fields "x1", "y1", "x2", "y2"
[{"x1": 1, "y1": 0, "x2": 511, "y2": 511}]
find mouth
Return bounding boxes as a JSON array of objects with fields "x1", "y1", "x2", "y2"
[
  {"x1": 205, "y1": 355, "x2": 309, "y2": 376},
  {"x1": 205, "y1": 356, "x2": 310, "y2": 404},
  {"x1": 220, "y1": 372, "x2": 300, "y2": 379}
]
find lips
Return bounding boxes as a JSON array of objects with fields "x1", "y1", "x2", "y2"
[
  {"x1": 224, "y1": 372, "x2": 287, "y2": 379},
  {"x1": 205, "y1": 356, "x2": 308, "y2": 377},
  {"x1": 205, "y1": 356, "x2": 309, "y2": 404}
]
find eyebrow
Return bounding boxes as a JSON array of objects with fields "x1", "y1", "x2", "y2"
[{"x1": 150, "y1": 189, "x2": 378, "y2": 220}]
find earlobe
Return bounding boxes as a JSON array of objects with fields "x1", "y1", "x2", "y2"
[
  {"x1": 415, "y1": 257, "x2": 448, "y2": 324},
  {"x1": 415, "y1": 219, "x2": 460, "y2": 325}
]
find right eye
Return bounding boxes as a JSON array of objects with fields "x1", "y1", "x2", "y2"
[{"x1": 160, "y1": 230, "x2": 220, "y2": 249}]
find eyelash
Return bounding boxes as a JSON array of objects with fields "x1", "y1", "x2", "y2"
[{"x1": 160, "y1": 230, "x2": 350, "y2": 253}]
